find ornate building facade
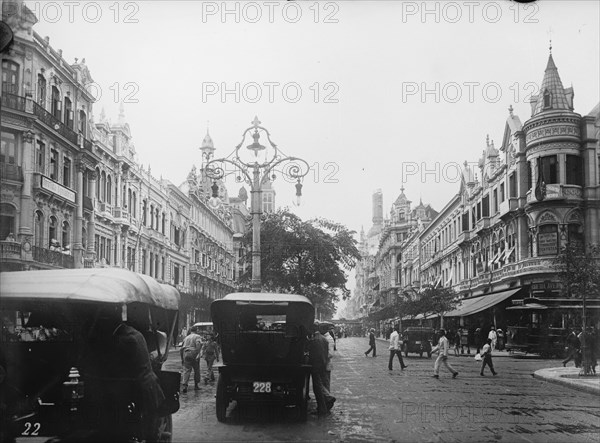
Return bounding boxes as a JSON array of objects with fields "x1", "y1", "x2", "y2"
[
  {"x1": 355, "y1": 51, "x2": 599, "y2": 334},
  {"x1": 0, "y1": 1, "x2": 237, "y2": 327}
]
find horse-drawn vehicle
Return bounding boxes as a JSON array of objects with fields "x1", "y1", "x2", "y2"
[{"x1": 0, "y1": 268, "x2": 181, "y2": 442}]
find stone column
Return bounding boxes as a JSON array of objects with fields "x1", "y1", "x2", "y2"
[
  {"x1": 115, "y1": 231, "x2": 122, "y2": 267},
  {"x1": 73, "y1": 162, "x2": 85, "y2": 268},
  {"x1": 18, "y1": 130, "x2": 35, "y2": 261},
  {"x1": 87, "y1": 171, "x2": 97, "y2": 260}
]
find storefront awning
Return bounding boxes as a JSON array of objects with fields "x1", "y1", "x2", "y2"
[
  {"x1": 444, "y1": 288, "x2": 521, "y2": 317},
  {"x1": 506, "y1": 303, "x2": 548, "y2": 310}
]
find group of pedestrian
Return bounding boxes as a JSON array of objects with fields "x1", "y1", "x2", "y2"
[
  {"x1": 362, "y1": 326, "x2": 504, "y2": 379},
  {"x1": 179, "y1": 325, "x2": 220, "y2": 393},
  {"x1": 563, "y1": 327, "x2": 598, "y2": 374}
]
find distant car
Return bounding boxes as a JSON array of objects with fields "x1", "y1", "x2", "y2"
[
  {"x1": 192, "y1": 321, "x2": 214, "y2": 338},
  {"x1": 402, "y1": 327, "x2": 435, "y2": 358}
]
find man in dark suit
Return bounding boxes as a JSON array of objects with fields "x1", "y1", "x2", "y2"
[
  {"x1": 83, "y1": 310, "x2": 165, "y2": 442},
  {"x1": 308, "y1": 323, "x2": 336, "y2": 417},
  {"x1": 365, "y1": 328, "x2": 377, "y2": 357}
]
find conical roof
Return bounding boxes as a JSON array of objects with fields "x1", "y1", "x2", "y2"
[{"x1": 532, "y1": 53, "x2": 571, "y2": 116}]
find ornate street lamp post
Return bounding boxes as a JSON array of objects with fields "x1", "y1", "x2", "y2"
[{"x1": 205, "y1": 117, "x2": 309, "y2": 292}]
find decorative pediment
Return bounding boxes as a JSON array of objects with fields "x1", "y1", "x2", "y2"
[
  {"x1": 537, "y1": 211, "x2": 558, "y2": 225},
  {"x1": 566, "y1": 209, "x2": 582, "y2": 223}
]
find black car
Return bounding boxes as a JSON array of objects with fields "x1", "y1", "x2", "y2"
[{"x1": 402, "y1": 327, "x2": 435, "y2": 358}]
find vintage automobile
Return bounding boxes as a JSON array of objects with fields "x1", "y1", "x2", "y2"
[
  {"x1": 191, "y1": 321, "x2": 214, "y2": 339},
  {"x1": 0, "y1": 268, "x2": 181, "y2": 442},
  {"x1": 210, "y1": 292, "x2": 314, "y2": 422},
  {"x1": 402, "y1": 327, "x2": 435, "y2": 358}
]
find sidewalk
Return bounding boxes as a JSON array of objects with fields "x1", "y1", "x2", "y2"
[{"x1": 533, "y1": 366, "x2": 600, "y2": 395}]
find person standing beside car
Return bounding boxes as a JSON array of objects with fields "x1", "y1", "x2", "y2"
[
  {"x1": 308, "y1": 323, "x2": 336, "y2": 417},
  {"x1": 180, "y1": 326, "x2": 202, "y2": 393},
  {"x1": 201, "y1": 334, "x2": 220, "y2": 384}
]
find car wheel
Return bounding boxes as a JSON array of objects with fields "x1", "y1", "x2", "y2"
[{"x1": 216, "y1": 374, "x2": 228, "y2": 422}]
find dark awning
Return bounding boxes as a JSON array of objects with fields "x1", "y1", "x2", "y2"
[
  {"x1": 444, "y1": 288, "x2": 521, "y2": 317},
  {"x1": 506, "y1": 303, "x2": 548, "y2": 310}
]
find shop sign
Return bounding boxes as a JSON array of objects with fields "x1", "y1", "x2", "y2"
[
  {"x1": 41, "y1": 176, "x2": 75, "y2": 203},
  {"x1": 538, "y1": 231, "x2": 557, "y2": 256}
]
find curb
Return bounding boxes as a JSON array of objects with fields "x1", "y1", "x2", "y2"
[{"x1": 533, "y1": 368, "x2": 600, "y2": 395}]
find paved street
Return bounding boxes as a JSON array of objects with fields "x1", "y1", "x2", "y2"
[{"x1": 165, "y1": 337, "x2": 600, "y2": 442}]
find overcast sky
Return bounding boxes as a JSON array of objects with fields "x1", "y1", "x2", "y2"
[{"x1": 31, "y1": 0, "x2": 599, "y2": 305}]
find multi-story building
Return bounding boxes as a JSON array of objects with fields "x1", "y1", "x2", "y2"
[
  {"x1": 0, "y1": 1, "x2": 237, "y2": 327},
  {"x1": 364, "y1": 50, "x2": 600, "y2": 335}
]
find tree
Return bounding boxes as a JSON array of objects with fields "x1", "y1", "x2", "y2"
[
  {"x1": 240, "y1": 209, "x2": 360, "y2": 319},
  {"x1": 553, "y1": 243, "x2": 600, "y2": 375},
  {"x1": 397, "y1": 286, "x2": 459, "y2": 326}
]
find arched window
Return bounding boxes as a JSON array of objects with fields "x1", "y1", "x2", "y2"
[
  {"x1": 64, "y1": 97, "x2": 73, "y2": 128},
  {"x1": 150, "y1": 204, "x2": 155, "y2": 229},
  {"x1": 122, "y1": 185, "x2": 127, "y2": 207},
  {"x1": 567, "y1": 224, "x2": 584, "y2": 250},
  {"x1": 2, "y1": 60, "x2": 19, "y2": 94},
  {"x1": 62, "y1": 221, "x2": 70, "y2": 247},
  {"x1": 543, "y1": 89, "x2": 552, "y2": 109},
  {"x1": 0, "y1": 203, "x2": 16, "y2": 240},
  {"x1": 34, "y1": 210, "x2": 44, "y2": 248},
  {"x1": 100, "y1": 171, "x2": 106, "y2": 202},
  {"x1": 128, "y1": 188, "x2": 132, "y2": 211},
  {"x1": 51, "y1": 86, "x2": 61, "y2": 120},
  {"x1": 132, "y1": 192, "x2": 137, "y2": 218},
  {"x1": 49, "y1": 216, "x2": 58, "y2": 247},
  {"x1": 106, "y1": 175, "x2": 112, "y2": 204},
  {"x1": 37, "y1": 74, "x2": 46, "y2": 105},
  {"x1": 79, "y1": 110, "x2": 87, "y2": 137},
  {"x1": 95, "y1": 168, "x2": 101, "y2": 199}
]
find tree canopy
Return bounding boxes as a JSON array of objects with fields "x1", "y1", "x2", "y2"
[
  {"x1": 394, "y1": 286, "x2": 459, "y2": 322},
  {"x1": 240, "y1": 209, "x2": 361, "y2": 319},
  {"x1": 553, "y1": 243, "x2": 600, "y2": 299}
]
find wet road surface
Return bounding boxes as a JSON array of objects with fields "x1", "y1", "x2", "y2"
[{"x1": 164, "y1": 337, "x2": 600, "y2": 442}]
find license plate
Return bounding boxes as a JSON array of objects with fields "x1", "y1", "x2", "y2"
[
  {"x1": 19, "y1": 420, "x2": 43, "y2": 437},
  {"x1": 415, "y1": 341, "x2": 421, "y2": 344},
  {"x1": 252, "y1": 381, "x2": 272, "y2": 393}
]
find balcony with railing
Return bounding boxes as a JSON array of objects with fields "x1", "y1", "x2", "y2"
[
  {"x1": 1, "y1": 93, "x2": 26, "y2": 112},
  {"x1": 97, "y1": 201, "x2": 113, "y2": 217},
  {"x1": 32, "y1": 101, "x2": 79, "y2": 145},
  {"x1": 526, "y1": 184, "x2": 583, "y2": 204},
  {"x1": 499, "y1": 197, "x2": 519, "y2": 216},
  {"x1": 2, "y1": 94, "x2": 94, "y2": 149},
  {"x1": 113, "y1": 206, "x2": 130, "y2": 224},
  {"x1": 32, "y1": 245, "x2": 75, "y2": 268},
  {"x1": 0, "y1": 162, "x2": 23, "y2": 182},
  {"x1": 0, "y1": 241, "x2": 22, "y2": 260}
]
